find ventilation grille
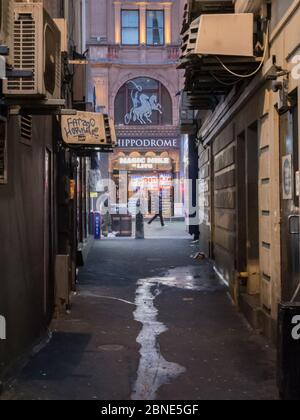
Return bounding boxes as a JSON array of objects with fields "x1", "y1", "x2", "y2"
[
  {"x1": 7, "y1": 12, "x2": 36, "y2": 91},
  {"x1": 20, "y1": 115, "x2": 32, "y2": 143}
]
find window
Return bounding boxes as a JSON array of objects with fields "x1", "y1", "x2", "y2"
[
  {"x1": 0, "y1": 118, "x2": 7, "y2": 184},
  {"x1": 115, "y1": 77, "x2": 172, "y2": 126},
  {"x1": 121, "y1": 10, "x2": 139, "y2": 45},
  {"x1": 147, "y1": 10, "x2": 164, "y2": 46}
]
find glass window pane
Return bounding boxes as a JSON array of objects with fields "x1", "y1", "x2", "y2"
[
  {"x1": 147, "y1": 29, "x2": 164, "y2": 45},
  {"x1": 147, "y1": 11, "x2": 164, "y2": 28},
  {"x1": 121, "y1": 10, "x2": 139, "y2": 45},
  {"x1": 122, "y1": 10, "x2": 139, "y2": 27},
  {"x1": 122, "y1": 28, "x2": 139, "y2": 45},
  {"x1": 147, "y1": 29, "x2": 153, "y2": 45},
  {"x1": 147, "y1": 11, "x2": 164, "y2": 45}
]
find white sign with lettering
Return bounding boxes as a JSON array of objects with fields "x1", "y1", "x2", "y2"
[
  {"x1": 117, "y1": 138, "x2": 179, "y2": 149},
  {"x1": 119, "y1": 156, "x2": 171, "y2": 170}
]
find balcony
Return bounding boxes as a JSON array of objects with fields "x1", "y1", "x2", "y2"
[{"x1": 88, "y1": 44, "x2": 181, "y2": 66}]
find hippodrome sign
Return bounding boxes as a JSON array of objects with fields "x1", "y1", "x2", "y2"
[
  {"x1": 117, "y1": 138, "x2": 179, "y2": 149},
  {"x1": 61, "y1": 112, "x2": 107, "y2": 145}
]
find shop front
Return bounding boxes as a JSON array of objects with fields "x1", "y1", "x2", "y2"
[{"x1": 109, "y1": 135, "x2": 181, "y2": 217}]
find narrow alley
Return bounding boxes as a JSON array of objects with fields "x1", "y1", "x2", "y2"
[
  {"x1": 2, "y1": 0, "x2": 300, "y2": 403},
  {"x1": 1, "y1": 223, "x2": 277, "y2": 401}
]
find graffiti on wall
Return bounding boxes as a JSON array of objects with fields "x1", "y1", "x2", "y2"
[{"x1": 61, "y1": 112, "x2": 107, "y2": 145}]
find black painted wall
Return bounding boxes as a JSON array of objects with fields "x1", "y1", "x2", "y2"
[{"x1": 0, "y1": 115, "x2": 54, "y2": 377}]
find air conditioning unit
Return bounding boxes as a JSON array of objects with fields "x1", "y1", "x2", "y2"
[
  {"x1": 3, "y1": 2, "x2": 61, "y2": 98},
  {"x1": 234, "y1": 0, "x2": 263, "y2": 14},
  {"x1": 195, "y1": 13, "x2": 254, "y2": 57},
  {"x1": 0, "y1": 0, "x2": 13, "y2": 46}
]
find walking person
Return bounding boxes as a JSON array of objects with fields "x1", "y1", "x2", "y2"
[
  {"x1": 99, "y1": 187, "x2": 112, "y2": 237},
  {"x1": 148, "y1": 188, "x2": 165, "y2": 227}
]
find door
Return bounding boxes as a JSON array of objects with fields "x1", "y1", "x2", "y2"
[
  {"x1": 246, "y1": 122, "x2": 260, "y2": 295},
  {"x1": 236, "y1": 124, "x2": 259, "y2": 295},
  {"x1": 44, "y1": 149, "x2": 54, "y2": 319},
  {"x1": 236, "y1": 131, "x2": 247, "y2": 275},
  {"x1": 280, "y1": 92, "x2": 299, "y2": 302}
]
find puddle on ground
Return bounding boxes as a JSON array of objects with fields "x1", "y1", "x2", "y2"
[
  {"x1": 163, "y1": 266, "x2": 224, "y2": 293},
  {"x1": 132, "y1": 265, "x2": 224, "y2": 400}
]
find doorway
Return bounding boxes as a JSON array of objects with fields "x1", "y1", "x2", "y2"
[
  {"x1": 44, "y1": 148, "x2": 54, "y2": 320},
  {"x1": 246, "y1": 122, "x2": 260, "y2": 295},
  {"x1": 236, "y1": 123, "x2": 260, "y2": 295},
  {"x1": 280, "y1": 92, "x2": 299, "y2": 302}
]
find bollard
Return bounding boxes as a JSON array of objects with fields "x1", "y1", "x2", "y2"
[
  {"x1": 136, "y1": 210, "x2": 145, "y2": 239},
  {"x1": 277, "y1": 302, "x2": 300, "y2": 400}
]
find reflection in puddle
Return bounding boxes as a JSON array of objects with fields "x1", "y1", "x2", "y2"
[
  {"x1": 132, "y1": 279, "x2": 185, "y2": 400},
  {"x1": 132, "y1": 266, "x2": 223, "y2": 400}
]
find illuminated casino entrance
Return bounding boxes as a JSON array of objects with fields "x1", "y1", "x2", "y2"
[{"x1": 110, "y1": 147, "x2": 180, "y2": 217}]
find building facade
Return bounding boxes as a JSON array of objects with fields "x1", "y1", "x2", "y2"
[
  {"x1": 181, "y1": 0, "x2": 300, "y2": 340},
  {"x1": 86, "y1": 0, "x2": 186, "y2": 216},
  {"x1": 0, "y1": 0, "x2": 88, "y2": 378}
]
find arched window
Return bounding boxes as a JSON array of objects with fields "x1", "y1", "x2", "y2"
[{"x1": 114, "y1": 78, "x2": 172, "y2": 125}]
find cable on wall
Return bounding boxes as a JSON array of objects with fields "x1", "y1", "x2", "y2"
[
  {"x1": 209, "y1": 72, "x2": 241, "y2": 86},
  {"x1": 214, "y1": 21, "x2": 270, "y2": 79}
]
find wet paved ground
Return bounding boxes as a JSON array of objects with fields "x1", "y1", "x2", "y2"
[{"x1": 1, "y1": 223, "x2": 277, "y2": 400}]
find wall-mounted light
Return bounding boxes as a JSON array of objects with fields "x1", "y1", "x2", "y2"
[{"x1": 69, "y1": 49, "x2": 89, "y2": 65}]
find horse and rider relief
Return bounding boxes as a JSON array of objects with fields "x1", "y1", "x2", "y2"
[{"x1": 125, "y1": 80, "x2": 163, "y2": 125}]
